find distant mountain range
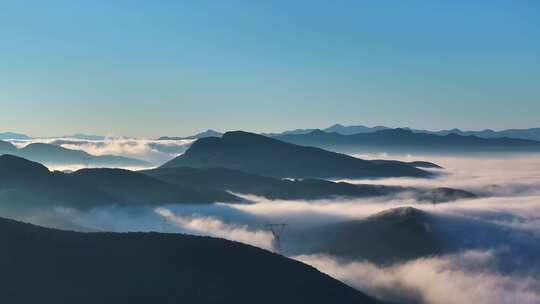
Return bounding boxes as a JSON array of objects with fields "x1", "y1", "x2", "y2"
[
  {"x1": 0, "y1": 132, "x2": 31, "y2": 140},
  {"x1": 0, "y1": 132, "x2": 108, "y2": 141},
  {"x1": 273, "y1": 128, "x2": 540, "y2": 154},
  {"x1": 6, "y1": 124, "x2": 540, "y2": 143},
  {"x1": 157, "y1": 125, "x2": 540, "y2": 146},
  {"x1": 0, "y1": 140, "x2": 150, "y2": 167},
  {"x1": 158, "y1": 129, "x2": 223, "y2": 140},
  {"x1": 68, "y1": 133, "x2": 107, "y2": 141},
  {"x1": 409, "y1": 127, "x2": 540, "y2": 141},
  {"x1": 271, "y1": 124, "x2": 540, "y2": 141},
  {"x1": 0, "y1": 216, "x2": 382, "y2": 304},
  {"x1": 263, "y1": 124, "x2": 390, "y2": 136},
  {"x1": 161, "y1": 131, "x2": 434, "y2": 179}
]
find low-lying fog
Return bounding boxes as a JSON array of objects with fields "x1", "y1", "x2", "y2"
[
  {"x1": 8, "y1": 136, "x2": 194, "y2": 169},
  {"x1": 13, "y1": 152, "x2": 540, "y2": 304}
]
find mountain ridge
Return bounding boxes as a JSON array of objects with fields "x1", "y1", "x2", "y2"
[
  {"x1": 0, "y1": 155, "x2": 239, "y2": 214},
  {"x1": 0, "y1": 140, "x2": 151, "y2": 167},
  {"x1": 144, "y1": 166, "x2": 474, "y2": 202},
  {"x1": 273, "y1": 128, "x2": 540, "y2": 153},
  {"x1": 161, "y1": 131, "x2": 433, "y2": 179},
  {"x1": 158, "y1": 129, "x2": 223, "y2": 140},
  {"x1": 0, "y1": 132, "x2": 31, "y2": 140},
  {"x1": 268, "y1": 124, "x2": 540, "y2": 141}
]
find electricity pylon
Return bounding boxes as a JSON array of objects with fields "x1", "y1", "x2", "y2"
[
  {"x1": 266, "y1": 221, "x2": 287, "y2": 254},
  {"x1": 83, "y1": 156, "x2": 93, "y2": 168}
]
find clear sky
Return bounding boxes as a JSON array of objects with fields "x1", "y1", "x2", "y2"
[{"x1": 1, "y1": 0, "x2": 539, "y2": 137}]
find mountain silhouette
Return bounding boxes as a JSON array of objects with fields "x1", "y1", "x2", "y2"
[
  {"x1": 144, "y1": 166, "x2": 473, "y2": 202},
  {"x1": 264, "y1": 124, "x2": 389, "y2": 137},
  {"x1": 0, "y1": 155, "x2": 238, "y2": 215},
  {"x1": 411, "y1": 127, "x2": 540, "y2": 141},
  {"x1": 294, "y1": 207, "x2": 443, "y2": 264},
  {"x1": 145, "y1": 166, "x2": 394, "y2": 200},
  {"x1": 324, "y1": 124, "x2": 389, "y2": 135},
  {"x1": 71, "y1": 168, "x2": 238, "y2": 205},
  {"x1": 158, "y1": 129, "x2": 223, "y2": 140},
  {"x1": 370, "y1": 160, "x2": 442, "y2": 169},
  {"x1": 289, "y1": 205, "x2": 523, "y2": 265},
  {"x1": 0, "y1": 132, "x2": 31, "y2": 140},
  {"x1": 275, "y1": 124, "x2": 540, "y2": 142},
  {"x1": 0, "y1": 140, "x2": 151, "y2": 167},
  {"x1": 0, "y1": 154, "x2": 51, "y2": 179},
  {"x1": 274, "y1": 128, "x2": 540, "y2": 153},
  {"x1": 0, "y1": 155, "x2": 469, "y2": 215},
  {"x1": 161, "y1": 131, "x2": 432, "y2": 179},
  {"x1": 0, "y1": 217, "x2": 383, "y2": 304},
  {"x1": 0, "y1": 140, "x2": 17, "y2": 154}
]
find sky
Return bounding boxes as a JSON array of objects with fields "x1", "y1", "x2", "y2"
[{"x1": 1, "y1": 0, "x2": 539, "y2": 137}]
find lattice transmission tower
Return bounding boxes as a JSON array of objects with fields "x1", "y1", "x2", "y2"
[{"x1": 266, "y1": 221, "x2": 288, "y2": 254}]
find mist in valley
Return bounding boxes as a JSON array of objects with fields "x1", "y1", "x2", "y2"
[
  {"x1": 6, "y1": 136, "x2": 194, "y2": 169},
  {"x1": 3, "y1": 151, "x2": 539, "y2": 304}
]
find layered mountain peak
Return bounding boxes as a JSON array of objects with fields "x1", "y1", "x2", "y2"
[
  {"x1": 0, "y1": 154, "x2": 50, "y2": 178},
  {"x1": 373, "y1": 128, "x2": 414, "y2": 136},
  {"x1": 0, "y1": 140, "x2": 18, "y2": 152},
  {"x1": 163, "y1": 131, "x2": 431, "y2": 179},
  {"x1": 308, "y1": 129, "x2": 328, "y2": 135},
  {"x1": 221, "y1": 130, "x2": 274, "y2": 142},
  {"x1": 372, "y1": 206, "x2": 426, "y2": 220},
  {"x1": 197, "y1": 129, "x2": 222, "y2": 138}
]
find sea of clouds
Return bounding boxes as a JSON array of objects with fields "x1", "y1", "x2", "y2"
[
  {"x1": 14, "y1": 152, "x2": 540, "y2": 304},
  {"x1": 8, "y1": 136, "x2": 194, "y2": 168}
]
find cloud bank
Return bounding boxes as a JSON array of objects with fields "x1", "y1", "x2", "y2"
[
  {"x1": 8, "y1": 136, "x2": 194, "y2": 167},
  {"x1": 155, "y1": 207, "x2": 274, "y2": 250},
  {"x1": 296, "y1": 251, "x2": 540, "y2": 304},
  {"x1": 343, "y1": 153, "x2": 540, "y2": 197},
  {"x1": 8, "y1": 152, "x2": 540, "y2": 304}
]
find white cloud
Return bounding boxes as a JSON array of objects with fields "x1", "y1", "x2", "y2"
[
  {"x1": 296, "y1": 251, "x2": 540, "y2": 304},
  {"x1": 11, "y1": 152, "x2": 540, "y2": 304},
  {"x1": 342, "y1": 153, "x2": 540, "y2": 196},
  {"x1": 155, "y1": 207, "x2": 275, "y2": 250},
  {"x1": 7, "y1": 136, "x2": 194, "y2": 166}
]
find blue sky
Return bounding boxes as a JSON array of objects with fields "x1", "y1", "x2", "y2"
[{"x1": 1, "y1": 1, "x2": 539, "y2": 137}]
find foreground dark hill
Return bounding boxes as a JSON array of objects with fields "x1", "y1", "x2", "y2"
[
  {"x1": 0, "y1": 217, "x2": 383, "y2": 304},
  {"x1": 144, "y1": 166, "x2": 475, "y2": 202},
  {"x1": 274, "y1": 128, "x2": 540, "y2": 153},
  {"x1": 0, "y1": 155, "x2": 238, "y2": 214},
  {"x1": 162, "y1": 131, "x2": 432, "y2": 179},
  {"x1": 0, "y1": 140, "x2": 150, "y2": 167}
]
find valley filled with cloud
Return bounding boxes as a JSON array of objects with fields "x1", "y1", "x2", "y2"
[{"x1": 12, "y1": 148, "x2": 538, "y2": 304}]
